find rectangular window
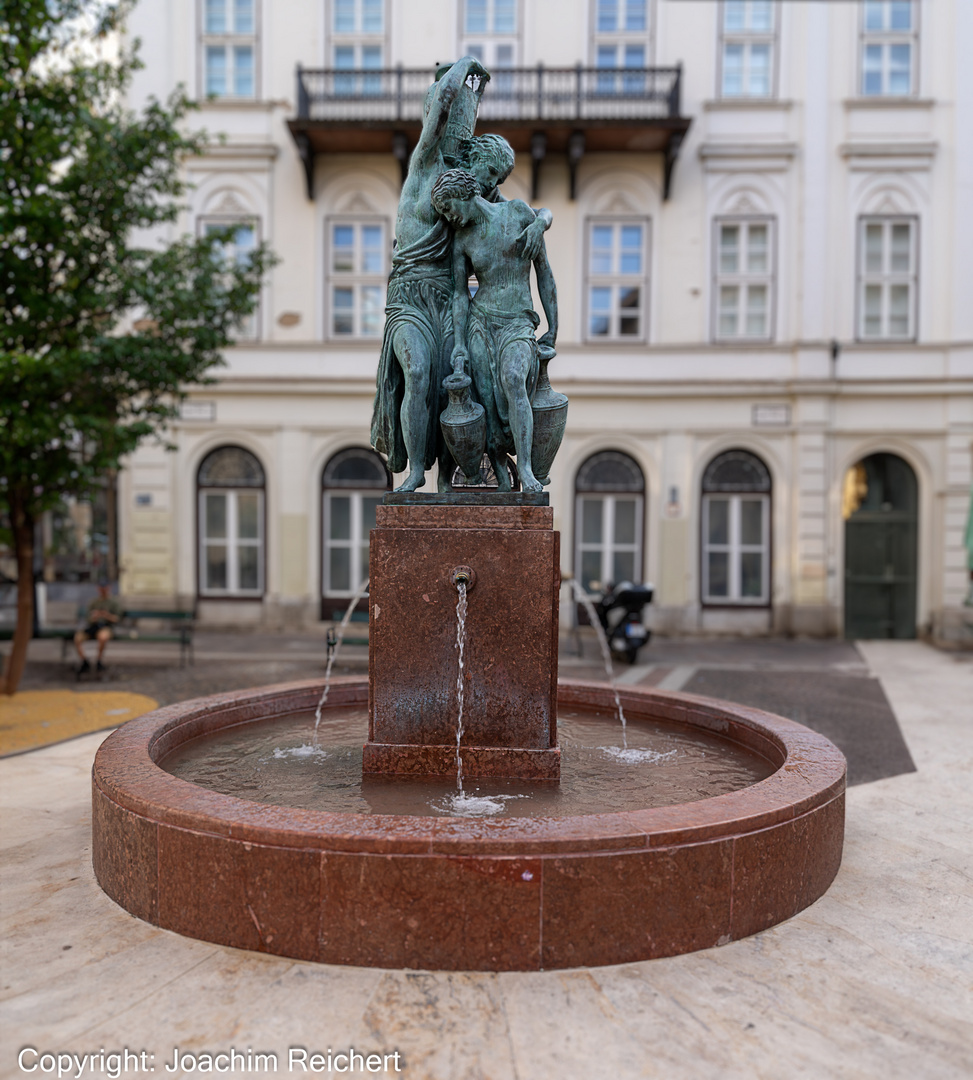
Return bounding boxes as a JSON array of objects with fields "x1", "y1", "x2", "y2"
[
  {"x1": 323, "y1": 492, "x2": 381, "y2": 596},
  {"x1": 201, "y1": 0, "x2": 257, "y2": 99},
  {"x1": 332, "y1": 0, "x2": 385, "y2": 92},
  {"x1": 593, "y1": 0, "x2": 651, "y2": 92},
  {"x1": 861, "y1": 0, "x2": 916, "y2": 96},
  {"x1": 328, "y1": 220, "x2": 387, "y2": 338},
  {"x1": 201, "y1": 218, "x2": 259, "y2": 340},
  {"x1": 713, "y1": 218, "x2": 774, "y2": 341},
  {"x1": 199, "y1": 489, "x2": 264, "y2": 595},
  {"x1": 586, "y1": 219, "x2": 649, "y2": 342},
  {"x1": 702, "y1": 494, "x2": 769, "y2": 604},
  {"x1": 462, "y1": 0, "x2": 519, "y2": 72},
  {"x1": 597, "y1": 0, "x2": 647, "y2": 33},
  {"x1": 857, "y1": 217, "x2": 917, "y2": 340},
  {"x1": 575, "y1": 494, "x2": 643, "y2": 594},
  {"x1": 465, "y1": 0, "x2": 516, "y2": 35},
  {"x1": 719, "y1": 0, "x2": 776, "y2": 99}
]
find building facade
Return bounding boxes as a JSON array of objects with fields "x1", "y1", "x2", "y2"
[{"x1": 119, "y1": 0, "x2": 973, "y2": 640}]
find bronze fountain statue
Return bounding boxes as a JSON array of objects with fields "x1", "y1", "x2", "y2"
[{"x1": 370, "y1": 57, "x2": 567, "y2": 494}]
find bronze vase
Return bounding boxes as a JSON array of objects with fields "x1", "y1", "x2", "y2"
[
  {"x1": 441, "y1": 373, "x2": 487, "y2": 483},
  {"x1": 530, "y1": 354, "x2": 568, "y2": 486}
]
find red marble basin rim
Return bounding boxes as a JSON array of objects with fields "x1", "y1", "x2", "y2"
[{"x1": 92, "y1": 677, "x2": 847, "y2": 857}]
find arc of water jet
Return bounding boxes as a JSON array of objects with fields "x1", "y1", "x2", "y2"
[
  {"x1": 567, "y1": 577, "x2": 627, "y2": 748},
  {"x1": 314, "y1": 576, "x2": 370, "y2": 738}
]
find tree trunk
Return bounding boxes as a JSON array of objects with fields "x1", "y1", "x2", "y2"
[{"x1": 4, "y1": 490, "x2": 35, "y2": 696}]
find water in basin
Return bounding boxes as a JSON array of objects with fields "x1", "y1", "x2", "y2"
[{"x1": 160, "y1": 705, "x2": 776, "y2": 818}]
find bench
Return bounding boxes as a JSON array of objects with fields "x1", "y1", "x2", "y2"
[
  {"x1": 112, "y1": 609, "x2": 196, "y2": 667},
  {"x1": 0, "y1": 607, "x2": 196, "y2": 667},
  {"x1": 326, "y1": 609, "x2": 369, "y2": 660}
]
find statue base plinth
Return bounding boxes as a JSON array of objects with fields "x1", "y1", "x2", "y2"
[
  {"x1": 362, "y1": 743, "x2": 561, "y2": 780},
  {"x1": 366, "y1": 502, "x2": 560, "y2": 781}
]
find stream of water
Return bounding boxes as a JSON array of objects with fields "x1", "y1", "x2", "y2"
[
  {"x1": 313, "y1": 576, "x2": 370, "y2": 737},
  {"x1": 568, "y1": 578, "x2": 628, "y2": 748},
  {"x1": 453, "y1": 579, "x2": 468, "y2": 792}
]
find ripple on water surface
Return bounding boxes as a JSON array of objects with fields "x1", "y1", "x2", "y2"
[{"x1": 160, "y1": 706, "x2": 776, "y2": 819}]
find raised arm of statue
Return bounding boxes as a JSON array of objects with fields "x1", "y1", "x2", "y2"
[{"x1": 413, "y1": 56, "x2": 489, "y2": 169}]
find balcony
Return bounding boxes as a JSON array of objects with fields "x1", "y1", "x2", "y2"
[{"x1": 287, "y1": 65, "x2": 691, "y2": 200}]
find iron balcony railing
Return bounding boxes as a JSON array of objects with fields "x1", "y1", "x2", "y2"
[{"x1": 295, "y1": 64, "x2": 682, "y2": 124}]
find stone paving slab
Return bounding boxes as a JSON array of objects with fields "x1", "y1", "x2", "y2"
[
  {"x1": 1, "y1": 642, "x2": 971, "y2": 1079},
  {"x1": 682, "y1": 668, "x2": 915, "y2": 786}
]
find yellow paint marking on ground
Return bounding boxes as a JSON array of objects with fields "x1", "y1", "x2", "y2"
[{"x1": 0, "y1": 690, "x2": 159, "y2": 756}]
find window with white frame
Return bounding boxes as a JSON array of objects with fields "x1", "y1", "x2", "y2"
[
  {"x1": 713, "y1": 218, "x2": 774, "y2": 341},
  {"x1": 462, "y1": 0, "x2": 519, "y2": 85},
  {"x1": 328, "y1": 220, "x2": 387, "y2": 338},
  {"x1": 200, "y1": 217, "x2": 259, "y2": 340},
  {"x1": 701, "y1": 450, "x2": 771, "y2": 605},
  {"x1": 719, "y1": 1, "x2": 776, "y2": 99},
  {"x1": 575, "y1": 452, "x2": 645, "y2": 595},
  {"x1": 593, "y1": 0, "x2": 651, "y2": 95},
  {"x1": 201, "y1": 0, "x2": 257, "y2": 99},
  {"x1": 586, "y1": 219, "x2": 649, "y2": 341},
  {"x1": 322, "y1": 448, "x2": 388, "y2": 602},
  {"x1": 332, "y1": 0, "x2": 385, "y2": 94},
  {"x1": 861, "y1": 0, "x2": 916, "y2": 96},
  {"x1": 858, "y1": 217, "x2": 917, "y2": 340},
  {"x1": 197, "y1": 447, "x2": 265, "y2": 597}
]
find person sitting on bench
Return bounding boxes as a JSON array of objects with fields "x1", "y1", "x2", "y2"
[{"x1": 75, "y1": 584, "x2": 121, "y2": 676}]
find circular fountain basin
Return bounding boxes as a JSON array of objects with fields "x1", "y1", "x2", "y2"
[{"x1": 92, "y1": 678, "x2": 846, "y2": 971}]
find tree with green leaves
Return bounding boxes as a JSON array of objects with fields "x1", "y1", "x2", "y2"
[{"x1": 1, "y1": 0, "x2": 275, "y2": 694}]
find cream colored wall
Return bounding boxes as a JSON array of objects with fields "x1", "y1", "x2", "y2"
[{"x1": 119, "y1": 0, "x2": 973, "y2": 637}]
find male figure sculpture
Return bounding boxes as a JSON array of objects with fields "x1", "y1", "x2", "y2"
[
  {"x1": 370, "y1": 57, "x2": 487, "y2": 493},
  {"x1": 432, "y1": 169, "x2": 558, "y2": 493}
]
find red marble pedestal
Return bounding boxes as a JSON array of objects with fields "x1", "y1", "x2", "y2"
[{"x1": 363, "y1": 501, "x2": 561, "y2": 779}]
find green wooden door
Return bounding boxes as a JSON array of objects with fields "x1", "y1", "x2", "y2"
[{"x1": 844, "y1": 454, "x2": 917, "y2": 639}]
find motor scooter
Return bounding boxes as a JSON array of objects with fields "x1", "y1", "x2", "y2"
[{"x1": 594, "y1": 581, "x2": 654, "y2": 665}]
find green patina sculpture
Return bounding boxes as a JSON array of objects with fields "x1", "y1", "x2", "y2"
[
  {"x1": 433, "y1": 170, "x2": 558, "y2": 493},
  {"x1": 370, "y1": 58, "x2": 563, "y2": 493}
]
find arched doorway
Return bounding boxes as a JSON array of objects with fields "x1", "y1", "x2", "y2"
[{"x1": 843, "y1": 452, "x2": 918, "y2": 639}]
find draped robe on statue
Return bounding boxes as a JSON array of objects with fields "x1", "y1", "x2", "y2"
[{"x1": 369, "y1": 220, "x2": 455, "y2": 475}]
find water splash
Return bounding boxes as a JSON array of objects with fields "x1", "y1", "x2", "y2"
[
  {"x1": 568, "y1": 578, "x2": 628, "y2": 747},
  {"x1": 273, "y1": 744, "x2": 329, "y2": 761},
  {"x1": 453, "y1": 579, "x2": 468, "y2": 792},
  {"x1": 600, "y1": 746, "x2": 676, "y2": 766},
  {"x1": 314, "y1": 576, "x2": 370, "y2": 738},
  {"x1": 433, "y1": 791, "x2": 527, "y2": 817}
]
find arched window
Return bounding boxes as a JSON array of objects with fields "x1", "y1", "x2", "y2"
[
  {"x1": 701, "y1": 449, "x2": 771, "y2": 605},
  {"x1": 322, "y1": 447, "x2": 389, "y2": 607},
  {"x1": 574, "y1": 451, "x2": 645, "y2": 593},
  {"x1": 197, "y1": 446, "x2": 265, "y2": 596}
]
